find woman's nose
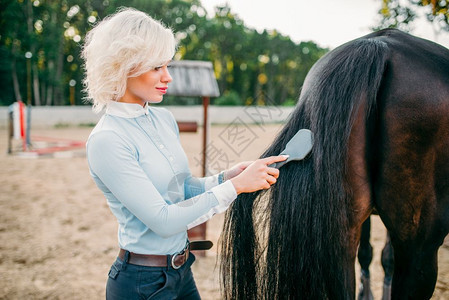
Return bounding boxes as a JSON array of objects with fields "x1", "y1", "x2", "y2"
[{"x1": 162, "y1": 66, "x2": 172, "y2": 83}]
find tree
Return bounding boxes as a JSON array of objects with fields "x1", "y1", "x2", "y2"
[
  {"x1": 0, "y1": 0, "x2": 327, "y2": 107},
  {"x1": 375, "y1": 0, "x2": 449, "y2": 32},
  {"x1": 0, "y1": 0, "x2": 28, "y2": 104}
]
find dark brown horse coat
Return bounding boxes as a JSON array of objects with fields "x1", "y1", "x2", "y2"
[{"x1": 220, "y1": 29, "x2": 449, "y2": 299}]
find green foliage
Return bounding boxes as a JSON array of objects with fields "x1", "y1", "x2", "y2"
[
  {"x1": 282, "y1": 98, "x2": 297, "y2": 106},
  {"x1": 54, "y1": 122, "x2": 70, "y2": 128},
  {"x1": 2, "y1": 0, "x2": 447, "y2": 108},
  {"x1": 78, "y1": 122, "x2": 96, "y2": 127},
  {"x1": 374, "y1": 0, "x2": 449, "y2": 32},
  {"x1": 0, "y1": 0, "x2": 329, "y2": 107},
  {"x1": 213, "y1": 90, "x2": 243, "y2": 106}
]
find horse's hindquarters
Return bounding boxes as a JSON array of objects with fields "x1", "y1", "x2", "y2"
[{"x1": 372, "y1": 32, "x2": 449, "y2": 299}]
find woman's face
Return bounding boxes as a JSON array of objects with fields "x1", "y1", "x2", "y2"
[{"x1": 121, "y1": 62, "x2": 172, "y2": 106}]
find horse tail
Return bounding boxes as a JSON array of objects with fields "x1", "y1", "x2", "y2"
[{"x1": 220, "y1": 36, "x2": 389, "y2": 299}]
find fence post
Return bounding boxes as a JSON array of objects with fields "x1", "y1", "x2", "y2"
[{"x1": 7, "y1": 109, "x2": 13, "y2": 154}]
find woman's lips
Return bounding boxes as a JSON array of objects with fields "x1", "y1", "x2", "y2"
[{"x1": 156, "y1": 87, "x2": 167, "y2": 94}]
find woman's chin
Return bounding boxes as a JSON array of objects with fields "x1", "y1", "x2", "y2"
[{"x1": 148, "y1": 97, "x2": 164, "y2": 104}]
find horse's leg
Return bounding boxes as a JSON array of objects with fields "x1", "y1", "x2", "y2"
[
  {"x1": 376, "y1": 144, "x2": 447, "y2": 299},
  {"x1": 391, "y1": 237, "x2": 442, "y2": 299},
  {"x1": 381, "y1": 232, "x2": 394, "y2": 300},
  {"x1": 357, "y1": 217, "x2": 374, "y2": 300},
  {"x1": 375, "y1": 100, "x2": 449, "y2": 299},
  {"x1": 347, "y1": 101, "x2": 374, "y2": 299}
]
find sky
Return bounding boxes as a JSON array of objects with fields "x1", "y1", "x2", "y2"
[{"x1": 201, "y1": 0, "x2": 449, "y2": 49}]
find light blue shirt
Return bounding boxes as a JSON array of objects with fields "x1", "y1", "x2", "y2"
[{"x1": 86, "y1": 101, "x2": 237, "y2": 255}]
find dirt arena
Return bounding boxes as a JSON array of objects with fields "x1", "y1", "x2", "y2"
[{"x1": 0, "y1": 124, "x2": 448, "y2": 299}]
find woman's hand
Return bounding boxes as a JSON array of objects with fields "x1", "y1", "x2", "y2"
[
  {"x1": 224, "y1": 161, "x2": 253, "y2": 181},
  {"x1": 230, "y1": 155, "x2": 288, "y2": 194}
]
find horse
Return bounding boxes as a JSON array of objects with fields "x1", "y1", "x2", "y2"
[
  {"x1": 219, "y1": 28, "x2": 449, "y2": 300},
  {"x1": 358, "y1": 215, "x2": 394, "y2": 300}
]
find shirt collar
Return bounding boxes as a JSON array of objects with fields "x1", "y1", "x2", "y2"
[{"x1": 106, "y1": 101, "x2": 149, "y2": 118}]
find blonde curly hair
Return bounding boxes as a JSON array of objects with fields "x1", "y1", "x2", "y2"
[{"x1": 82, "y1": 7, "x2": 176, "y2": 113}]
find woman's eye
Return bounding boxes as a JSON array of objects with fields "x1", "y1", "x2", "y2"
[{"x1": 154, "y1": 66, "x2": 162, "y2": 71}]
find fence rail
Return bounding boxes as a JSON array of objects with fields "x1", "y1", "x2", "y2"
[{"x1": 0, "y1": 105, "x2": 295, "y2": 129}]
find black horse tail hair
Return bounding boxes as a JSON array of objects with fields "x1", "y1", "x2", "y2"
[{"x1": 220, "y1": 37, "x2": 389, "y2": 299}]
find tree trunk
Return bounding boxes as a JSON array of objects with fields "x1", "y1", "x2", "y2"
[
  {"x1": 33, "y1": 64, "x2": 41, "y2": 105},
  {"x1": 26, "y1": 0, "x2": 40, "y2": 105},
  {"x1": 51, "y1": 5, "x2": 65, "y2": 106},
  {"x1": 46, "y1": 60, "x2": 54, "y2": 106},
  {"x1": 11, "y1": 58, "x2": 22, "y2": 102},
  {"x1": 46, "y1": 84, "x2": 53, "y2": 106},
  {"x1": 54, "y1": 44, "x2": 64, "y2": 105},
  {"x1": 40, "y1": 81, "x2": 46, "y2": 106}
]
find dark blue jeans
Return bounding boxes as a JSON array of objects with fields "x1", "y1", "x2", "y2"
[{"x1": 106, "y1": 251, "x2": 200, "y2": 299}]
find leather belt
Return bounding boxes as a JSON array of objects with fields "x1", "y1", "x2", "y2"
[{"x1": 118, "y1": 240, "x2": 213, "y2": 269}]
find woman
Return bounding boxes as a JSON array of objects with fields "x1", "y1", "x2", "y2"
[{"x1": 82, "y1": 8, "x2": 287, "y2": 299}]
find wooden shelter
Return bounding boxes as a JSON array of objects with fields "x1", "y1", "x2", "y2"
[
  {"x1": 167, "y1": 60, "x2": 220, "y2": 98},
  {"x1": 166, "y1": 60, "x2": 220, "y2": 244},
  {"x1": 167, "y1": 60, "x2": 220, "y2": 177}
]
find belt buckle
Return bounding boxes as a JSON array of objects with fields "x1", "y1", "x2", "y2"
[{"x1": 171, "y1": 243, "x2": 190, "y2": 269}]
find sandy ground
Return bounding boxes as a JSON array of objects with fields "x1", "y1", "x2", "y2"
[{"x1": 0, "y1": 124, "x2": 448, "y2": 299}]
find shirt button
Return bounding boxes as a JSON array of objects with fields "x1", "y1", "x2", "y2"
[
  {"x1": 159, "y1": 144, "x2": 164, "y2": 149},
  {"x1": 169, "y1": 156, "x2": 174, "y2": 161}
]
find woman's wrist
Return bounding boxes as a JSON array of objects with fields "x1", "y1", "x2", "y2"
[{"x1": 230, "y1": 177, "x2": 242, "y2": 195}]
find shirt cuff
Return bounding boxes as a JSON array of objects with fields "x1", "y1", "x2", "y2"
[
  {"x1": 186, "y1": 180, "x2": 237, "y2": 229},
  {"x1": 210, "y1": 179, "x2": 237, "y2": 208}
]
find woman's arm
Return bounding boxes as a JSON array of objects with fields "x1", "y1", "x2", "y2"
[
  {"x1": 87, "y1": 130, "x2": 235, "y2": 238},
  {"x1": 186, "y1": 157, "x2": 288, "y2": 228},
  {"x1": 184, "y1": 160, "x2": 253, "y2": 199}
]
